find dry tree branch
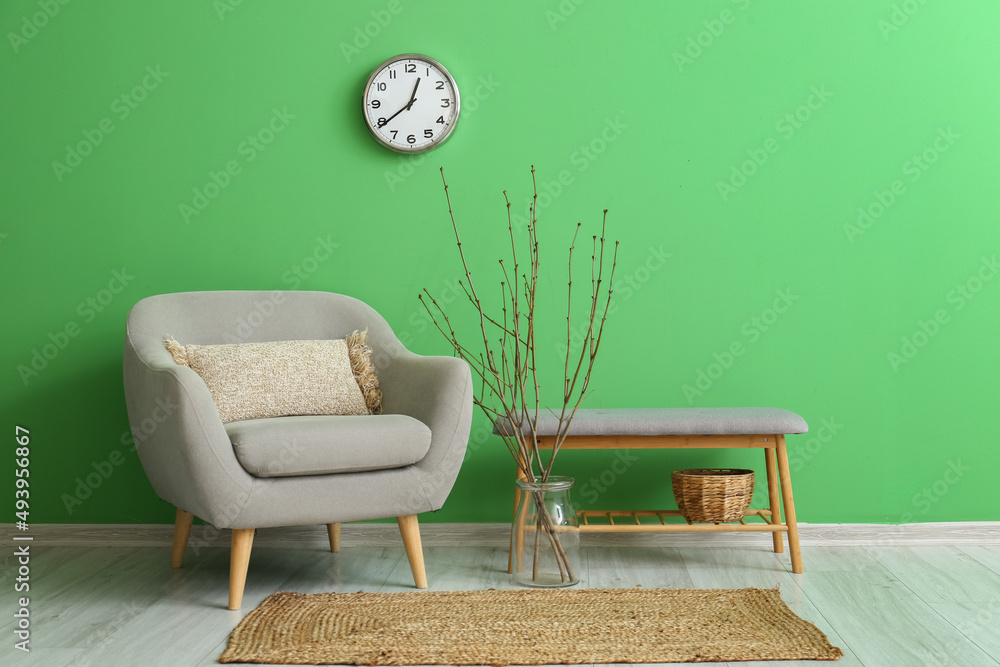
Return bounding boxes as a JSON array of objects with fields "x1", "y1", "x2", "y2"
[
  {"x1": 440, "y1": 168, "x2": 501, "y2": 386},
  {"x1": 422, "y1": 166, "x2": 618, "y2": 570},
  {"x1": 542, "y1": 211, "x2": 616, "y2": 478},
  {"x1": 563, "y1": 222, "x2": 583, "y2": 402}
]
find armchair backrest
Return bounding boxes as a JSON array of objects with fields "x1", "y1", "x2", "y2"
[{"x1": 126, "y1": 290, "x2": 407, "y2": 366}]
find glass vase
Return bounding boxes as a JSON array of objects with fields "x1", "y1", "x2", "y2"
[{"x1": 511, "y1": 475, "x2": 580, "y2": 587}]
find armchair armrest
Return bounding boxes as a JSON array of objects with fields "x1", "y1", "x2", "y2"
[
  {"x1": 123, "y1": 332, "x2": 253, "y2": 527},
  {"x1": 379, "y1": 349, "x2": 474, "y2": 510}
]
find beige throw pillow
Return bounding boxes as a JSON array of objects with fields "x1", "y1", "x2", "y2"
[{"x1": 163, "y1": 333, "x2": 382, "y2": 423}]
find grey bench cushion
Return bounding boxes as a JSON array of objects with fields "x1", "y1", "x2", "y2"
[
  {"x1": 227, "y1": 414, "x2": 431, "y2": 478},
  {"x1": 493, "y1": 408, "x2": 808, "y2": 437}
]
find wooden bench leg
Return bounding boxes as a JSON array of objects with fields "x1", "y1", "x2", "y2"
[
  {"x1": 508, "y1": 480, "x2": 519, "y2": 574},
  {"x1": 764, "y1": 448, "x2": 784, "y2": 554},
  {"x1": 775, "y1": 435, "x2": 803, "y2": 573},
  {"x1": 508, "y1": 461, "x2": 528, "y2": 574}
]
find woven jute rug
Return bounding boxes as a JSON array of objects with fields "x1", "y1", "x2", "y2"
[{"x1": 220, "y1": 587, "x2": 842, "y2": 665}]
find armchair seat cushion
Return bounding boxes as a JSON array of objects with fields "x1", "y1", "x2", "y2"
[{"x1": 226, "y1": 414, "x2": 432, "y2": 478}]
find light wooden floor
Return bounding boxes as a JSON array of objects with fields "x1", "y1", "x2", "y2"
[{"x1": 3, "y1": 538, "x2": 999, "y2": 666}]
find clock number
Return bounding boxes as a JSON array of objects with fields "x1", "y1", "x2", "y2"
[
  {"x1": 435, "y1": 81, "x2": 445, "y2": 90},
  {"x1": 436, "y1": 116, "x2": 445, "y2": 124},
  {"x1": 404, "y1": 63, "x2": 416, "y2": 73},
  {"x1": 424, "y1": 129, "x2": 433, "y2": 139},
  {"x1": 390, "y1": 130, "x2": 398, "y2": 140},
  {"x1": 440, "y1": 99, "x2": 450, "y2": 108},
  {"x1": 377, "y1": 117, "x2": 387, "y2": 127},
  {"x1": 389, "y1": 69, "x2": 397, "y2": 79},
  {"x1": 407, "y1": 134, "x2": 416, "y2": 144},
  {"x1": 377, "y1": 82, "x2": 386, "y2": 91},
  {"x1": 370, "y1": 99, "x2": 381, "y2": 109}
]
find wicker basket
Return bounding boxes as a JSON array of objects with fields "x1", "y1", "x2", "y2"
[{"x1": 671, "y1": 468, "x2": 755, "y2": 523}]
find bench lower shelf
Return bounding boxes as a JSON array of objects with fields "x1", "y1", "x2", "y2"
[
  {"x1": 577, "y1": 509, "x2": 789, "y2": 533},
  {"x1": 509, "y1": 430, "x2": 803, "y2": 574}
]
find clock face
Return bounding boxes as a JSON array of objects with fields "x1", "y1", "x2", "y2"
[{"x1": 362, "y1": 54, "x2": 460, "y2": 153}]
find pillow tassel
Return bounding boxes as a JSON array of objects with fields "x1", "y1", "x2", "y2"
[
  {"x1": 347, "y1": 329, "x2": 383, "y2": 415},
  {"x1": 163, "y1": 335, "x2": 190, "y2": 366}
]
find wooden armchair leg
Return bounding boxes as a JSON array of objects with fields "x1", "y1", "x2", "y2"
[
  {"x1": 397, "y1": 515, "x2": 428, "y2": 589},
  {"x1": 229, "y1": 529, "x2": 255, "y2": 610},
  {"x1": 171, "y1": 508, "x2": 195, "y2": 568},
  {"x1": 327, "y1": 523, "x2": 341, "y2": 553}
]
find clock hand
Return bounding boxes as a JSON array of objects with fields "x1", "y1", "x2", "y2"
[
  {"x1": 405, "y1": 77, "x2": 421, "y2": 110},
  {"x1": 379, "y1": 105, "x2": 408, "y2": 127},
  {"x1": 377, "y1": 77, "x2": 422, "y2": 128}
]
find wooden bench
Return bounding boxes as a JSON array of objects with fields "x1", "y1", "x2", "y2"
[{"x1": 498, "y1": 407, "x2": 808, "y2": 573}]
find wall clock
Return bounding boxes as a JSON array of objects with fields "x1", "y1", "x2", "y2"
[{"x1": 362, "y1": 53, "x2": 460, "y2": 154}]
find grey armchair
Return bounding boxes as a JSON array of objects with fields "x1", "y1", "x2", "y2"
[{"x1": 123, "y1": 291, "x2": 473, "y2": 609}]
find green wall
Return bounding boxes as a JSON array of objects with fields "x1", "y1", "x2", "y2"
[{"x1": 2, "y1": 1, "x2": 998, "y2": 525}]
